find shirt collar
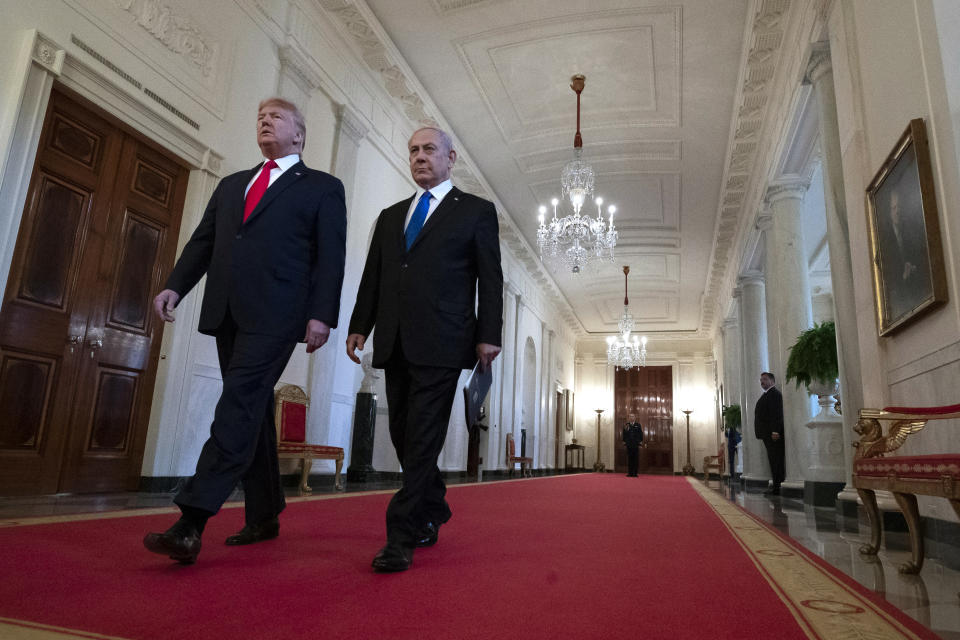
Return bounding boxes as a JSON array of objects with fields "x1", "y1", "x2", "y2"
[
  {"x1": 415, "y1": 178, "x2": 453, "y2": 202},
  {"x1": 265, "y1": 153, "x2": 300, "y2": 171}
]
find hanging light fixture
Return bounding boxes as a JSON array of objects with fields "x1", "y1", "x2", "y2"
[
  {"x1": 537, "y1": 74, "x2": 617, "y2": 274},
  {"x1": 607, "y1": 266, "x2": 647, "y2": 369}
]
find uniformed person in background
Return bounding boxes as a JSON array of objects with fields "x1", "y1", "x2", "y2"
[{"x1": 622, "y1": 414, "x2": 644, "y2": 477}]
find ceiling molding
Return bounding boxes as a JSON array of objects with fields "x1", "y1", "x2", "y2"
[
  {"x1": 429, "y1": 0, "x2": 506, "y2": 15},
  {"x1": 699, "y1": 0, "x2": 793, "y2": 339},
  {"x1": 453, "y1": 7, "x2": 682, "y2": 144}
]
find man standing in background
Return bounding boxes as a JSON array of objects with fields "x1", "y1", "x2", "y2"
[
  {"x1": 144, "y1": 98, "x2": 347, "y2": 564},
  {"x1": 754, "y1": 372, "x2": 785, "y2": 496},
  {"x1": 622, "y1": 414, "x2": 644, "y2": 477}
]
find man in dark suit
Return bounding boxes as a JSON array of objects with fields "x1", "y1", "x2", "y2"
[
  {"x1": 143, "y1": 97, "x2": 347, "y2": 564},
  {"x1": 754, "y1": 371, "x2": 785, "y2": 495},
  {"x1": 346, "y1": 126, "x2": 503, "y2": 572},
  {"x1": 622, "y1": 414, "x2": 643, "y2": 477}
]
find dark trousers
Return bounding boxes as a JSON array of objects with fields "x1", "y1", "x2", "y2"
[
  {"x1": 762, "y1": 437, "x2": 786, "y2": 489},
  {"x1": 384, "y1": 349, "x2": 461, "y2": 548},
  {"x1": 175, "y1": 310, "x2": 297, "y2": 525},
  {"x1": 625, "y1": 446, "x2": 639, "y2": 476}
]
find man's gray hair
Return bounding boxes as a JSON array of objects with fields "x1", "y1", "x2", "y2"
[{"x1": 411, "y1": 126, "x2": 454, "y2": 154}]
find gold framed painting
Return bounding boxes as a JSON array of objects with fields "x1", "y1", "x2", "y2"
[{"x1": 865, "y1": 118, "x2": 947, "y2": 336}]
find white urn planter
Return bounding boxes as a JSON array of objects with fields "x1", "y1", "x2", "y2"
[{"x1": 807, "y1": 379, "x2": 840, "y2": 419}]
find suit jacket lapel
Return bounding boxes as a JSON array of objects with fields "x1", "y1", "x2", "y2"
[
  {"x1": 390, "y1": 195, "x2": 414, "y2": 254},
  {"x1": 408, "y1": 187, "x2": 462, "y2": 251},
  {"x1": 242, "y1": 160, "x2": 308, "y2": 225}
]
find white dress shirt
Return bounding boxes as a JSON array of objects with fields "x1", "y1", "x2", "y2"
[
  {"x1": 243, "y1": 153, "x2": 301, "y2": 198},
  {"x1": 404, "y1": 179, "x2": 454, "y2": 231}
]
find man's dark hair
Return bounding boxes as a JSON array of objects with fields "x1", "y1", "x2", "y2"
[{"x1": 761, "y1": 371, "x2": 776, "y2": 383}]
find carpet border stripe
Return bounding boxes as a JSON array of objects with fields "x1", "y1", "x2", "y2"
[{"x1": 0, "y1": 616, "x2": 132, "y2": 639}]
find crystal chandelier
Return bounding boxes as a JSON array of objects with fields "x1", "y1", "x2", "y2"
[
  {"x1": 537, "y1": 74, "x2": 617, "y2": 274},
  {"x1": 607, "y1": 266, "x2": 647, "y2": 369}
]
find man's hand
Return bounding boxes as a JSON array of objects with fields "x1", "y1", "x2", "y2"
[
  {"x1": 771, "y1": 432, "x2": 781, "y2": 441},
  {"x1": 476, "y1": 343, "x2": 501, "y2": 371},
  {"x1": 346, "y1": 333, "x2": 366, "y2": 364},
  {"x1": 153, "y1": 289, "x2": 180, "y2": 322},
  {"x1": 304, "y1": 319, "x2": 330, "y2": 353}
]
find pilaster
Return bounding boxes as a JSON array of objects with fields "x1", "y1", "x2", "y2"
[{"x1": 308, "y1": 102, "x2": 369, "y2": 462}]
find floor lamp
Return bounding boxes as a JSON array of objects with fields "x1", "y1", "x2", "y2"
[
  {"x1": 682, "y1": 409, "x2": 695, "y2": 475},
  {"x1": 593, "y1": 408, "x2": 606, "y2": 472}
]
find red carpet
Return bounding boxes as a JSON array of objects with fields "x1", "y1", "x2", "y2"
[{"x1": 0, "y1": 475, "x2": 937, "y2": 639}]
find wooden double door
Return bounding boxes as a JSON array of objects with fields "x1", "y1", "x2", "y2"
[
  {"x1": 0, "y1": 87, "x2": 189, "y2": 495},
  {"x1": 613, "y1": 366, "x2": 673, "y2": 474}
]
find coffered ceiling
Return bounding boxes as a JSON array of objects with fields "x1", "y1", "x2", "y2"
[{"x1": 361, "y1": 0, "x2": 761, "y2": 336}]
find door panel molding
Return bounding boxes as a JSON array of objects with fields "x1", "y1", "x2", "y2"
[
  {"x1": 0, "y1": 84, "x2": 189, "y2": 495},
  {"x1": 0, "y1": 30, "x2": 222, "y2": 313}
]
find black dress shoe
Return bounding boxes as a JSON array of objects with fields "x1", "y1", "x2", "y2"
[
  {"x1": 372, "y1": 544, "x2": 413, "y2": 572},
  {"x1": 144, "y1": 519, "x2": 202, "y2": 564},
  {"x1": 225, "y1": 517, "x2": 279, "y2": 546},
  {"x1": 415, "y1": 522, "x2": 439, "y2": 548}
]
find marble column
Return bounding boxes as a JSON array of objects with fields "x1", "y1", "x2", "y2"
[
  {"x1": 737, "y1": 275, "x2": 770, "y2": 488},
  {"x1": 763, "y1": 183, "x2": 814, "y2": 495},
  {"x1": 805, "y1": 42, "x2": 864, "y2": 501},
  {"x1": 721, "y1": 316, "x2": 742, "y2": 415},
  {"x1": 722, "y1": 315, "x2": 742, "y2": 475}
]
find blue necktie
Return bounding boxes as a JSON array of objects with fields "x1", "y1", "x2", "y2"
[{"x1": 405, "y1": 191, "x2": 432, "y2": 250}]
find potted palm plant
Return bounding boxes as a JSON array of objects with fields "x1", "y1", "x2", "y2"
[
  {"x1": 722, "y1": 404, "x2": 741, "y2": 433},
  {"x1": 785, "y1": 321, "x2": 839, "y2": 418}
]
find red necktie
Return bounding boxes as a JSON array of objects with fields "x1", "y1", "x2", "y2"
[{"x1": 243, "y1": 159, "x2": 277, "y2": 222}]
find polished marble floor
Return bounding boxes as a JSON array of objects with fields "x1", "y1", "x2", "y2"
[
  {"x1": 2, "y1": 475, "x2": 958, "y2": 638},
  {"x1": 721, "y1": 481, "x2": 960, "y2": 639}
]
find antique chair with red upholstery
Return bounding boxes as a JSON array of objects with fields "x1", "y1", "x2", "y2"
[
  {"x1": 506, "y1": 432, "x2": 532, "y2": 478},
  {"x1": 853, "y1": 403, "x2": 960, "y2": 574},
  {"x1": 274, "y1": 384, "x2": 344, "y2": 494}
]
